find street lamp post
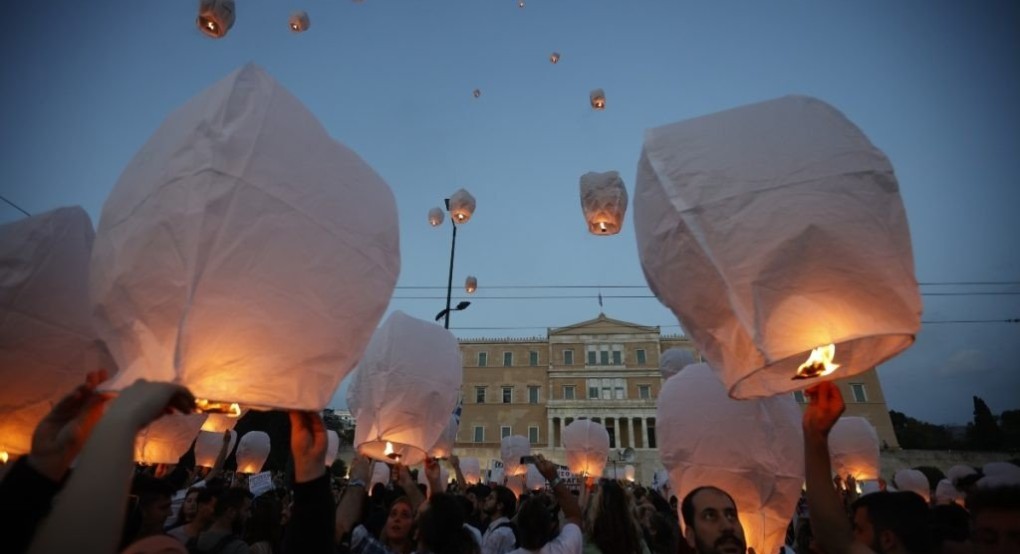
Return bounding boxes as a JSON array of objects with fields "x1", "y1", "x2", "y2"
[{"x1": 432, "y1": 189, "x2": 476, "y2": 328}]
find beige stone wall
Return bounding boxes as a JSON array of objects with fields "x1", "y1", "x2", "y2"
[{"x1": 790, "y1": 369, "x2": 900, "y2": 449}]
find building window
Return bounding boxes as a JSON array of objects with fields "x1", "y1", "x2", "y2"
[
  {"x1": 529, "y1": 351, "x2": 539, "y2": 366},
  {"x1": 478, "y1": 352, "x2": 487, "y2": 367},
  {"x1": 501, "y1": 426, "x2": 512, "y2": 439},
  {"x1": 563, "y1": 385, "x2": 575, "y2": 400},
  {"x1": 588, "y1": 385, "x2": 599, "y2": 399},
  {"x1": 647, "y1": 421, "x2": 657, "y2": 449},
  {"x1": 600, "y1": 350, "x2": 610, "y2": 365},
  {"x1": 503, "y1": 352, "x2": 513, "y2": 367},
  {"x1": 639, "y1": 385, "x2": 651, "y2": 399},
  {"x1": 587, "y1": 350, "x2": 597, "y2": 365},
  {"x1": 474, "y1": 426, "x2": 484, "y2": 443},
  {"x1": 564, "y1": 349, "x2": 574, "y2": 365},
  {"x1": 636, "y1": 349, "x2": 647, "y2": 364},
  {"x1": 529, "y1": 426, "x2": 539, "y2": 444},
  {"x1": 475, "y1": 386, "x2": 486, "y2": 404},
  {"x1": 612, "y1": 350, "x2": 622, "y2": 365},
  {"x1": 850, "y1": 383, "x2": 868, "y2": 403},
  {"x1": 793, "y1": 391, "x2": 806, "y2": 404},
  {"x1": 528, "y1": 386, "x2": 540, "y2": 404},
  {"x1": 502, "y1": 387, "x2": 513, "y2": 404}
]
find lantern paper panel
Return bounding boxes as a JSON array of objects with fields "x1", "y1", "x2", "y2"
[
  {"x1": 195, "y1": 429, "x2": 237, "y2": 468},
  {"x1": 946, "y1": 464, "x2": 977, "y2": 487},
  {"x1": 135, "y1": 413, "x2": 208, "y2": 465},
  {"x1": 465, "y1": 276, "x2": 477, "y2": 294},
  {"x1": 370, "y1": 462, "x2": 391, "y2": 492},
  {"x1": 550, "y1": 52, "x2": 560, "y2": 64},
  {"x1": 347, "y1": 311, "x2": 462, "y2": 466},
  {"x1": 0, "y1": 207, "x2": 110, "y2": 458},
  {"x1": 657, "y1": 363, "x2": 804, "y2": 554},
  {"x1": 506, "y1": 474, "x2": 525, "y2": 498},
  {"x1": 579, "y1": 171, "x2": 628, "y2": 236},
  {"x1": 236, "y1": 431, "x2": 271, "y2": 474},
  {"x1": 500, "y1": 435, "x2": 531, "y2": 477},
  {"x1": 461, "y1": 457, "x2": 482, "y2": 484},
  {"x1": 448, "y1": 189, "x2": 476, "y2": 224},
  {"x1": 197, "y1": 0, "x2": 235, "y2": 38},
  {"x1": 635, "y1": 95, "x2": 922, "y2": 399},
  {"x1": 659, "y1": 348, "x2": 695, "y2": 381},
  {"x1": 935, "y1": 479, "x2": 963, "y2": 506},
  {"x1": 590, "y1": 89, "x2": 606, "y2": 110},
  {"x1": 829, "y1": 417, "x2": 880, "y2": 481},
  {"x1": 90, "y1": 64, "x2": 400, "y2": 411},
  {"x1": 289, "y1": 11, "x2": 310, "y2": 32},
  {"x1": 561, "y1": 420, "x2": 610, "y2": 477},
  {"x1": 526, "y1": 464, "x2": 546, "y2": 490},
  {"x1": 428, "y1": 412, "x2": 459, "y2": 460},
  {"x1": 201, "y1": 412, "x2": 245, "y2": 433},
  {"x1": 428, "y1": 207, "x2": 444, "y2": 227},
  {"x1": 893, "y1": 469, "x2": 930, "y2": 504},
  {"x1": 325, "y1": 430, "x2": 340, "y2": 467},
  {"x1": 624, "y1": 465, "x2": 636, "y2": 482}
]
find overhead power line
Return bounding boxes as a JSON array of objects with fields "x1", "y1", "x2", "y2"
[
  {"x1": 0, "y1": 195, "x2": 31, "y2": 217},
  {"x1": 449, "y1": 318, "x2": 1020, "y2": 331},
  {"x1": 392, "y1": 291, "x2": 1020, "y2": 300},
  {"x1": 396, "y1": 281, "x2": 1020, "y2": 290}
]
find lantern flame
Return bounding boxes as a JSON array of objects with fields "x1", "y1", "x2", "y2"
[
  {"x1": 0, "y1": 450, "x2": 8, "y2": 464},
  {"x1": 195, "y1": 399, "x2": 243, "y2": 416},
  {"x1": 598, "y1": 221, "x2": 607, "y2": 232},
  {"x1": 793, "y1": 344, "x2": 840, "y2": 380},
  {"x1": 384, "y1": 441, "x2": 401, "y2": 461},
  {"x1": 228, "y1": 403, "x2": 241, "y2": 417}
]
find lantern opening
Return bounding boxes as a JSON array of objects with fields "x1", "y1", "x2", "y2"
[
  {"x1": 792, "y1": 344, "x2": 840, "y2": 380},
  {"x1": 201, "y1": 18, "x2": 218, "y2": 33},
  {"x1": 384, "y1": 441, "x2": 401, "y2": 461},
  {"x1": 599, "y1": 221, "x2": 607, "y2": 232},
  {"x1": 195, "y1": 398, "x2": 243, "y2": 416}
]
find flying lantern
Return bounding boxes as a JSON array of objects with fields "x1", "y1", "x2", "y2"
[
  {"x1": 500, "y1": 435, "x2": 531, "y2": 477},
  {"x1": 325, "y1": 430, "x2": 340, "y2": 467},
  {"x1": 518, "y1": 0, "x2": 525, "y2": 8},
  {"x1": 465, "y1": 276, "x2": 478, "y2": 294},
  {"x1": 90, "y1": 64, "x2": 399, "y2": 412},
  {"x1": 289, "y1": 11, "x2": 310, "y2": 32},
  {"x1": 428, "y1": 207, "x2": 444, "y2": 227},
  {"x1": 460, "y1": 457, "x2": 482, "y2": 484},
  {"x1": 135, "y1": 413, "x2": 208, "y2": 465},
  {"x1": 0, "y1": 207, "x2": 110, "y2": 460},
  {"x1": 347, "y1": 311, "x2": 462, "y2": 466},
  {"x1": 635, "y1": 95, "x2": 922, "y2": 399},
  {"x1": 589, "y1": 89, "x2": 606, "y2": 110},
  {"x1": 195, "y1": 429, "x2": 237, "y2": 468},
  {"x1": 428, "y1": 411, "x2": 459, "y2": 460},
  {"x1": 473, "y1": 89, "x2": 481, "y2": 98},
  {"x1": 526, "y1": 465, "x2": 546, "y2": 490},
  {"x1": 236, "y1": 431, "x2": 271, "y2": 474},
  {"x1": 829, "y1": 417, "x2": 880, "y2": 481},
  {"x1": 893, "y1": 469, "x2": 930, "y2": 504},
  {"x1": 197, "y1": 0, "x2": 235, "y2": 38},
  {"x1": 659, "y1": 348, "x2": 695, "y2": 381},
  {"x1": 624, "y1": 465, "x2": 636, "y2": 482},
  {"x1": 657, "y1": 362, "x2": 804, "y2": 554},
  {"x1": 418, "y1": 465, "x2": 450, "y2": 495},
  {"x1": 448, "y1": 189, "x2": 476, "y2": 223},
  {"x1": 561, "y1": 420, "x2": 610, "y2": 477},
  {"x1": 579, "y1": 171, "x2": 628, "y2": 235},
  {"x1": 549, "y1": 52, "x2": 560, "y2": 64},
  {"x1": 369, "y1": 462, "x2": 390, "y2": 492},
  {"x1": 201, "y1": 411, "x2": 244, "y2": 433}
]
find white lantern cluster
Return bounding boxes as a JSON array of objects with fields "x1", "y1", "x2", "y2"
[
  {"x1": 289, "y1": 11, "x2": 310, "y2": 32},
  {"x1": 347, "y1": 311, "x2": 462, "y2": 466},
  {"x1": 135, "y1": 414, "x2": 208, "y2": 465},
  {"x1": 589, "y1": 89, "x2": 606, "y2": 110},
  {"x1": 893, "y1": 469, "x2": 930, "y2": 504},
  {"x1": 197, "y1": 0, "x2": 235, "y2": 38},
  {"x1": 236, "y1": 431, "x2": 271, "y2": 474},
  {"x1": 579, "y1": 171, "x2": 628, "y2": 236},
  {"x1": 195, "y1": 429, "x2": 237, "y2": 468},
  {"x1": 659, "y1": 348, "x2": 695, "y2": 381},
  {"x1": 500, "y1": 435, "x2": 531, "y2": 477},
  {"x1": 635, "y1": 95, "x2": 922, "y2": 399},
  {"x1": 460, "y1": 457, "x2": 482, "y2": 484},
  {"x1": 561, "y1": 419, "x2": 610, "y2": 477},
  {"x1": 829, "y1": 417, "x2": 880, "y2": 480},
  {"x1": 448, "y1": 189, "x2": 476, "y2": 223},
  {"x1": 90, "y1": 64, "x2": 399, "y2": 412}
]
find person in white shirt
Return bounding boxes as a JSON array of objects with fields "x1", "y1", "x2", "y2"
[
  {"x1": 508, "y1": 455, "x2": 583, "y2": 554},
  {"x1": 481, "y1": 485, "x2": 519, "y2": 554}
]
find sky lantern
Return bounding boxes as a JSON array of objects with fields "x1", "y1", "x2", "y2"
[
  {"x1": 289, "y1": 11, "x2": 310, "y2": 32},
  {"x1": 549, "y1": 52, "x2": 560, "y2": 64},
  {"x1": 624, "y1": 465, "x2": 636, "y2": 482},
  {"x1": 460, "y1": 457, "x2": 482, "y2": 484},
  {"x1": 0, "y1": 207, "x2": 111, "y2": 460},
  {"x1": 347, "y1": 311, "x2": 462, "y2": 466},
  {"x1": 526, "y1": 464, "x2": 546, "y2": 490},
  {"x1": 473, "y1": 89, "x2": 481, "y2": 99},
  {"x1": 197, "y1": 0, "x2": 235, "y2": 38},
  {"x1": 236, "y1": 431, "x2": 271, "y2": 474},
  {"x1": 561, "y1": 419, "x2": 610, "y2": 477},
  {"x1": 135, "y1": 414, "x2": 208, "y2": 465},
  {"x1": 195, "y1": 429, "x2": 237, "y2": 468},
  {"x1": 428, "y1": 411, "x2": 459, "y2": 460},
  {"x1": 201, "y1": 411, "x2": 244, "y2": 433},
  {"x1": 518, "y1": 0, "x2": 525, "y2": 8},
  {"x1": 506, "y1": 475, "x2": 525, "y2": 498},
  {"x1": 465, "y1": 276, "x2": 478, "y2": 294},
  {"x1": 657, "y1": 362, "x2": 803, "y2": 554},
  {"x1": 893, "y1": 469, "x2": 931, "y2": 503},
  {"x1": 428, "y1": 207, "x2": 444, "y2": 227},
  {"x1": 89, "y1": 64, "x2": 399, "y2": 413},
  {"x1": 325, "y1": 430, "x2": 340, "y2": 467},
  {"x1": 448, "y1": 188, "x2": 476, "y2": 223},
  {"x1": 635, "y1": 95, "x2": 922, "y2": 399},
  {"x1": 935, "y1": 479, "x2": 963, "y2": 506},
  {"x1": 659, "y1": 348, "x2": 695, "y2": 381},
  {"x1": 589, "y1": 89, "x2": 606, "y2": 110},
  {"x1": 946, "y1": 464, "x2": 977, "y2": 487},
  {"x1": 828, "y1": 417, "x2": 880, "y2": 481},
  {"x1": 500, "y1": 435, "x2": 531, "y2": 477},
  {"x1": 579, "y1": 171, "x2": 627, "y2": 235}
]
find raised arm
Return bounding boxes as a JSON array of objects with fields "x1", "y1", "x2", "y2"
[
  {"x1": 450, "y1": 454, "x2": 468, "y2": 489},
  {"x1": 536, "y1": 455, "x2": 582, "y2": 526},
  {"x1": 335, "y1": 454, "x2": 371, "y2": 543}
]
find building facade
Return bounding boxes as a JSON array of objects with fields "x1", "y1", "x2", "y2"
[{"x1": 454, "y1": 314, "x2": 900, "y2": 483}]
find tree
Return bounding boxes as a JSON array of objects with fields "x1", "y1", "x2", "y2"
[
  {"x1": 967, "y1": 396, "x2": 1004, "y2": 450},
  {"x1": 1000, "y1": 410, "x2": 1020, "y2": 452},
  {"x1": 889, "y1": 410, "x2": 958, "y2": 450}
]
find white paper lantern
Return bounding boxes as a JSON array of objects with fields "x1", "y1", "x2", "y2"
[
  {"x1": 635, "y1": 95, "x2": 922, "y2": 399},
  {"x1": 197, "y1": 0, "x2": 235, "y2": 38},
  {"x1": 428, "y1": 207, "x2": 445, "y2": 227},
  {"x1": 549, "y1": 52, "x2": 560, "y2": 64},
  {"x1": 500, "y1": 435, "x2": 531, "y2": 477},
  {"x1": 201, "y1": 412, "x2": 244, "y2": 433},
  {"x1": 428, "y1": 412, "x2": 459, "y2": 460},
  {"x1": 624, "y1": 465, "x2": 636, "y2": 482},
  {"x1": 465, "y1": 276, "x2": 478, "y2": 294},
  {"x1": 289, "y1": 11, "x2": 310, "y2": 32},
  {"x1": 473, "y1": 89, "x2": 481, "y2": 99},
  {"x1": 195, "y1": 429, "x2": 237, "y2": 468},
  {"x1": 946, "y1": 464, "x2": 978, "y2": 486},
  {"x1": 589, "y1": 89, "x2": 606, "y2": 110},
  {"x1": 0, "y1": 207, "x2": 110, "y2": 459},
  {"x1": 893, "y1": 469, "x2": 930, "y2": 504},
  {"x1": 829, "y1": 417, "x2": 880, "y2": 481},
  {"x1": 369, "y1": 462, "x2": 390, "y2": 492},
  {"x1": 657, "y1": 363, "x2": 804, "y2": 554},
  {"x1": 448, "y1": 189, "x2": 476, "y2": 224},
  {"x1": 90, "y1": 64, "x2": 399, "y2": 412},
  {"x1": 652, "y1": 469, "x2": 670, "y2": 493},
  {"x1": 325, "y1": 430, "x2": 340, "y2": 467},
  {"x1": 579, "y1": 171, "x2": 627, "y2": 236},
  {"x1": 489, "y1": 466, "x2": 505, "y2": 485},
  {"x1": 526, "y1": 464, "x2": 546, "y2": 490},
  {"x1": 460, "y1": 457, "x2": 482, "y2": 484},
  {"x1": 236, "y1": 431, "x2": 271, "y2": 474},
  {"x1": 935, "y1": 479, "x2": 963, "y2": 506},
  {"x1": 418, "y1": 465, "x2": 450, "y2": 495},
  {"x1": 506, "y1": 474, "x2": 525, "y2": 498},
  {"x1": 135, "y1": 413, "x2": 208, "y2": 465},
  {"x1": 561, "y1": 420, "x2": 610, "y2": 477},
  {"x1": 977, "y1": 462, "x2": 1020, "y2": 489},
  {"x1": 659, "y1": 348, "x2": 695, "y2": 381},
  {"x1": 347, "y1": 311, "x2": 462, "y2": 466}
]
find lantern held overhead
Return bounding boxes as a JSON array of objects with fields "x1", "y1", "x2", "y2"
[
  {"x1": 635, "y1": 95, "x2": 922, "y2": 399},
  {"x1": 90, "y1": 64, "x2": 399, "y2": 412},
  {"x1": 829, "y1": 417, "x2": 880, "y2": 481},
  {"x1": 448, "y1": 189, "x2": 476, "y2": 223},
  {"x1": 195, "y1": 429, "x2": 237, "y2": 468},
  {"x1": 428, "y1": 207, "x2": 444, "y2": 227},
  {"x1": 197, "y1": 0, "x2": 235, "y2": 39},
  {"x1": 589, "y1": 89, "x2": 606, "y2": 110},
  {"x1": 561, "y1": 419, "x2": 610, "y2": 477},
  {"x1": 580, "y1": 171, "x2": 628, "y2": 235},
  {"x1": 135, "y1": 413, "x2": 208, "y2": 465},
  {"x1": 236, "y1": 431, "x2": 271, "y2": 474},
  {"x1": 465, "y1": 276, "x2": 477, "y2": 294},
  {"x1": 460, "y1": 457, "x2": 482, "y2": 484},
  {"x1": 289, "y1": 11, "x2": 310, "y2": 32},
  {"x1": 500, "y1": 435, "x2": 531, "y2": 477}
]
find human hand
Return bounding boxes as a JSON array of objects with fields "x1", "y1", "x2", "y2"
[
  {"x1": 424, "y1": 457, "x2": 441, "y2": 489},
  {"x1": 450, "y1": 454, "x2": 461, "y2": 468},
  {"x1": 289, "y1": 411, "x2": 327, "y2": 483},
  {"x1": 803, "y1": 381, "x2": 845, "y2": 437},
  {"x1": 104, "y1": 379, "x2": 195, "y2": 431},
  {"x1": 535, "y1": 454, "x2": 558, "y2": 481},
  {"x1": 396, "y1": 463, "x2": 415, "y2": 488},
  {"x1": 29, "y1": 369, "x2": 111, "y2": 481}
]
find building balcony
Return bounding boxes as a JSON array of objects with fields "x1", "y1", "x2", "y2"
[{"x1": 546, "y1": 398, "x2": 656, "y2": 410}]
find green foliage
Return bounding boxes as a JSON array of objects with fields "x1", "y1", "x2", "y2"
[
  {"x1": 967, "y1": 396, "x2": 1004, "y2": 450},
  {"x1": 889, "y1": 410, "x2": 957, "y2": 449}
]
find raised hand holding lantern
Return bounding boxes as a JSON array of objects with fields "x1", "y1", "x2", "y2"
[
  {"x1": 829, "y1": 417, "x2": 880, "y2": 481},
  {"x1": 236, "y1": 431, "x2": 271, "y2": 474},
  {"x1": 549, "y1": 52, "x2": 560, "y2": 64},
  {"x1": 561, "y1": 419, "x2": 610, "y2": 477},
  {"x1": 500, "y1": 435, "x2": 531, "y2": 477},
  {"x1": 197, "y1": 0, "x2": 235, "y2": 38},
  {"x1": 580, "y1": 171, "x2": 627, "y2": 235}
]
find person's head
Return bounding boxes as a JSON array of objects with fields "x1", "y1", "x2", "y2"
[
  {"x1": 179, "y1": 489, "x2": 200, "y2": 523},
  {"x1": 850, "y1": 491, "x2": 934, "y2": 554},
  {"x1": 214, "y1": 488, "x2": 253, "y2": 534},
  {"x1": 192, "y1": 488, "x2": 217, "y2": 525},
  {"x1": 133, "y1": 475, "x2": 176, "y2": 532},
  {"x1": 382, "y1": 496, "x2": 415, "y2": 546},
  {"x1": 244, "y1": 494, "x2": 283, "y2": 546},
  {"x1": 466, "y1": 484, "x2": 491, "y2": 513},
  {"x1": 646, "y1": 512, "x2": 682, "y2": 554},
  {"x1": 517, "y1": 494, "x2": 560, "y2": 550},
  {"x1": 416, "y1": 493, "x2": 477, "y2": 554},
  {"x1": 680, "y1": 486, "x2": 746, "y2": 554},
  {"x1": 587, "y1": 480, "x2": 644, "y2": 553},
  {"x1": 483, "y1": 486, "x2": 517, "y2": 519},
  {"x1": 968, "y1": 485, "x2": 1020, "y2": 554}
]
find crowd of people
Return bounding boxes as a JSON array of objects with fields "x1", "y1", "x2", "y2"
[{"x1": 0, "y1": 375, "x2": 1017, "y2": 554}]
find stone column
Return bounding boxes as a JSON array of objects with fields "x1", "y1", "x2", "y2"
[
  {"x1": 640, "y1": 417, "x2": 649, "y2": 449},
  {"x1": 548, "y1": 418, "x2": 555, "y2": 448},
  {"x1": 626, "y1": 418, "x2": 635, "y2": 448}
]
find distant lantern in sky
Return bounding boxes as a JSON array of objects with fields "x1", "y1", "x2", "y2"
[
  {"x1": 448, "y1": 188, "x2": 476, "y2": 223},
  {"x1": 89, "y1": 64, "x2": 399, "y2": 413},
  {"x1": 518, "y1": 0, "x2": 526, "y2": 8},
  {"x1": 236, "y1": 431, "x2": 271, "y2": 474},
  {"x1": 428, "y1": 207, "x2": 444, "y2": 227},
  {"x1": 289, "y1": 11, "x2": 310, "y2": 32},
  {"x1": 829, "y1": 417, "x2": 880, "y2": 481},
  {"x1": 561, "y1": 420, "x2": 610, "y2": 477},
  {"x1": 135, "y1": 414, "x2": 208, "y2": 465},
  {"x1": 197, "y1": 0, "x2": 235, "y2": 39},
  {"x1": 195, "y1": 429, "x2": 237, "y2": 468},
  {"x1": 590, "y1": 89, "x2": 606, "y2": 110},
  {"x1": 465, "y1": 276, "x2": 477, "y2": 294},
  {"x1": 579, "y1": 171, "x2": 628, "y2": 235},
  {"x1": 635, "y1": 95, "x2": 922, "y2": 399},
  {"x1": 501, "y1": 435, "x2": 531, "y2": 477},
  {"x1": 473, "y1": 89, "x2": 481, "y2": 99},
  {"x1": 550, "y1": 52, "x2": 560, "y2": 64}
]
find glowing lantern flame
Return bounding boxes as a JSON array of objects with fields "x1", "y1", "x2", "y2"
[
  {"x1": 228, "y1": 403, "x2": 241, "y2": 417},
  {"x1": 0, "y1": 450, "x2": 8, "y2": 464},
  {"x1": 599, "y1": 221, "x2": 607, "y2": 232},
  {"x1": 793, "y1": 344, "x2": 839, "y2": 380},
  {"x1": 384, "y1": 441, "x2": 401, "y2": 461},
  {"x1": 195, "y1": 399, "x2": 243, "y2": 416}
]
